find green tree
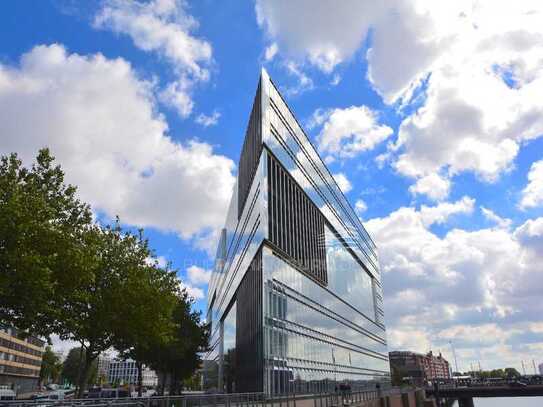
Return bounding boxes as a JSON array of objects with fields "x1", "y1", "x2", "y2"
[
  {"x1": 40, "y1": 346, "x2": 63, "y2": 385},
  {"x1": 55, "y1": 222, "x2": 178, "y2": 397},
  {"x1": 62, "y1": 347, "x2": 97, "y2": 387},
  {"x1": 504, "y1": 368, "x2": 521, "y2": 378},
  {"x1": 0, "y1": 150, "x2": 92, "y2": 337},
  {"x1": 1, "y1": 150, "x2": 205, "y2": 398},
  {"x1": 112, "y1": 258, "x2": 180, "y2": 396},
  {"x1": 147, "y1": 293, "x2": 209, "y2": 395}
]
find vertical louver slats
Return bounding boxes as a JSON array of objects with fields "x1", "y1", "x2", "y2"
[
  {"x1": 238, "y1": 80, "x2": 262, "y2": 219},
  {"x1": 235, "y1": 249, "x2": 263, "y2": 392},
  {"x1": 267, "y1": 153, "x2": 328, "y2": 286}
]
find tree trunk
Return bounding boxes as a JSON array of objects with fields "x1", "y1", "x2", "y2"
[
  {"x1": 75, "y1": 346, "x2": 85, "y2": 397},
  {"x1": 137, "y1": 361, "x2": 143, "y2": 397},
  {"x1": 76, "y1": 351, "x2": 95, "y2": 399}
]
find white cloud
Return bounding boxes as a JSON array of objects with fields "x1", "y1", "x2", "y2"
[
  {"x1": 481, "y1": 207, "x2": 512, "y2": 229},
  {"x1": 419, "y1": 196, "x2": 475, "y2": 227},
  {"x1": 514, "y1": 217, "x2": 543, "y2": 254},
  {"x1": 315, "y1": 106, "x2": 393, "y2": 160},
  {"x1": 158, "y1": 79, "x2": 193, "y2": 118},
  {"x1": 420, "y1": 196, "x2": 475, "y2": 226},
  {"x1": 255, "y1": 1, "x2": 543, "y2": 191},
  {"x1": 355, "y1": 199, "x2": 367, "y2": 215},
  {"x1": 0, "y1": 44, "x2": 235, "y2": 242},
  {"x1": 94, "y1": 0, "x2": 212, "y2": 117},
  {"x1": 195, "y1": 110, "x2": 221, "y2": 127},
  {"x1": 409, "y1": 173, "x2": 451, "y2": 202},
  {"x1": 255, "y1": 0, "x2": 383, "y2": 73},
  {"x1": 520, "y1": 159, "x2": 543, "y2": 209},
  {"x1": 332, "y1": 172, "x2": 352, "y2": 194},
  {"x1": 179, "y1": 282, "x2": 205, "y2": 300},
  {"x1": 305, "y1": 108, "x2": 329, "y2": 131},
  {"x1": 366, "y1": 199, "x2": 543, "y2": 369},
  {"x1": 264, "y1": 42, "x2": 278, "y2": 62},
  {"x1": 283, "y1": 61, "x2": 314, "y2": 96},
  {"x1": 187, "y1": 265, "x2": 212, "y2": 286},
  {"x1": 330, "y1": 74, "x2": 341, "y2": 86},
  {"x1": 385, "y1": 1, "x2": 543, "y2": 184}
]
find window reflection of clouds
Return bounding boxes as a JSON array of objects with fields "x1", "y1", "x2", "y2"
[
  {"x1": 266, "y1": 87, "x2": 379, "y2": 276},
  {"x1": 324, "y1": 226, "x2": 376, "y2": 320},
  {"x1": 263, "y1": 247, "x2": 389, "y2": 395}
]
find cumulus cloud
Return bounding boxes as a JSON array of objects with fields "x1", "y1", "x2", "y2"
[
  {"x1": 481, "y1": 207, "x2": 512, "y2": 229},
  {"x1": 179, "y1": 282, "x2": 205, "y2": 300},
  {"x1": 366, "y1": 200, "x2": 543, "y2": 369},
  {"x1": 386, "y1": 1, "x2": 543, "y2": 184},
  {"x1": 520, "y1": 159, "x2": 543, "y2": 209},
  {"x1": 187, "y1": 265, "x2": 212, "y2": 285},
  {"x1": 409, "y1": 173, "x2": 451, "y2": 202},
  {"x1": 283, "y1": 61, "x2": 314, "y2": 96},
  {"x1": 355, "y1": 199, "x2": 367, "y2": 215},
  {"x1": 255, "y1": 1, "x2": 543, "y2": 194},
  {"x1": 255, "y1": 0, "x2": 383, "y2": 73},
  {"x1": 94, "y1": 0, "x2": 212, "y2": 117},
  {"x1": 0, "y1": 44, "x2": 235, "y2": 242},
  {"x1": 264, "y1": 42, "x2": 278, "y2": 62},
  {"x1": 332, "y1": 172, "x2": 352, "y2": 194},
  {"x1": 419, "y1": 196, "x2": 475, "y2": 227},
  {"x1": 195, "y1": 110, "x2": 221, "y2": 127},
  {"x1": 315, "y1": 106, "x2": 393, "y2": 160}
]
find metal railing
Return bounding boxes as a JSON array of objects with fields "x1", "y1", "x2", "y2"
[
  {"x1": 0, "y1": 388, "x2": 392, "y2": 407},
  {"x1": 0, "y1": 393, "x2": 265, "y2": 407}
]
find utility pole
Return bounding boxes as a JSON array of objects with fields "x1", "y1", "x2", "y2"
[
  {"x1": 449, "y1": 341, "x2": 459, "y2": 374},
  {"x1": 533, "y1": 360, "x2": 537, "y2": 375}
]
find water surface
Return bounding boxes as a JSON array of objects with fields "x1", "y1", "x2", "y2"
[{"x1": 452, "y1": 396, "x2": 542, "y2": 406}]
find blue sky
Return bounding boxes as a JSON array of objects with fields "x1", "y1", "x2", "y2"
[{"x1": 1, "y1": 0, "x2": 543, "y2": 372}]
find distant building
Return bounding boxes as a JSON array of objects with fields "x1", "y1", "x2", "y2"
[
  {"x1": 539, "y1": 362, "x2": 543, "y2": 375},
  {"x1": 389, "y1": 351, "x2": 450, "y2": 385},
  {"x1": 0, "y1": 325, "x2": 45, "y2": 394},
  {"x1": 107, "y1": 360, "x2": 158, "y2": 387},
  {"x1": 97, "y1": 356, "x2": 111, "y2": 383}
]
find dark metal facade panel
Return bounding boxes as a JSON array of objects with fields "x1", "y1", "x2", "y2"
[
  {"x1": 235, "y1": 249, "x2": 263, "y2": 393},
  {"x1": 238, "y1": 80, "x2": 262, "y2": 219},
  {"x1": 267, "y1": 152, "x2": 328, "y2": 286}
]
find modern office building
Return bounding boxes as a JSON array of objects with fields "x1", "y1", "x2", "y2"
[
  {"x1": 0, "y1": 325, "x2": 44, "y2": 394},
  {"x1": 203, "y1": 69, "x2": 389, "y2": 396},
  {"x1": 97, "y1": 355, "x2": 111, "y2": 384},
  {"x1": 107, "y1": 360, "x2": 158, "y2": 387},
  {"x1": 389, "y1": 351, "x2": 450, "y2": 385}
]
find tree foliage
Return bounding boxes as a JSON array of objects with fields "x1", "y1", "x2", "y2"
[
  {"x1": 146, "y1": 293, "x2": 209, "y2": 394},
  {"x1": 0, "y1": 149, "x2": 208, "y2": 396},
  {"x1": 62, "y1": 347, "x2": 97, "y2": 386},
  {"x1": 0, "y1": 150, "x2": 91, "y2": 337},
  {"x1": 465, "y1": 367, "x2": 521, "y2": 379},
  {"x1": 40, "y1": 346, "x2": 63, "y2": 384}
]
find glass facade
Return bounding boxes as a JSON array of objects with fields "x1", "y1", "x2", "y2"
[
  {"x1": 222, "y1": 302, "x2": 237, "y2": 393},
  {"x1": 203, "y1": 69, "x2": 389, "y2": 395}
]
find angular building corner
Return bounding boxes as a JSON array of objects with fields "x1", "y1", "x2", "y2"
[{"x1": 203, "y1": 69, "x2": 389, "y2": 395}]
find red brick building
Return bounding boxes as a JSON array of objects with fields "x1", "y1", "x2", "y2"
[{"x1": 389, "y1": 350, "x2": 450, "y2": 385}]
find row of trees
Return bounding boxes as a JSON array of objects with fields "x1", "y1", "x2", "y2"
[
  {"x1": 40, "y1": 347, "x2": 98, "y2": 387},
  {"x1": 1, "y1": 149, "x2": 208, "y2": 397}
]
